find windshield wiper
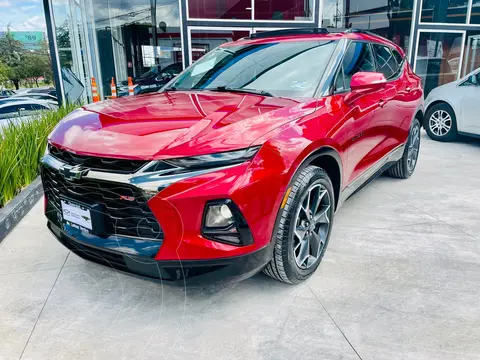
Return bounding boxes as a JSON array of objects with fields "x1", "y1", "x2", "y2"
[
  {"x1": 209, "y1": 86, "x2": 274, "y2": 97},
  {"x1": 163, "y1": 86, "x2": 178, "y2": 92}
]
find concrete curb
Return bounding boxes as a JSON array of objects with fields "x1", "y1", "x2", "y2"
[{"x1": 0, "y1": 177, "x2": 43, "y2": 243}]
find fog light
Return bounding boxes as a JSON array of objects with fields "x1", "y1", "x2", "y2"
[
  {"x1": 202, "y1": 200, "x2": 253, "y2": 246},
  {"x1": 205, "y1": 204, "x2": 234, "y2": 228}
]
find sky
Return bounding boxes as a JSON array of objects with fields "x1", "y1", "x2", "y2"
[{"x1": 0, "y1": 0, "x2": 46, "y2": 32}]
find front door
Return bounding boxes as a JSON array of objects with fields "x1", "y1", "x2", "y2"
[
  {"x1": 334, "y1": 41, "x2": 386, "y2": 185},
  {"x1": 457, "y1": 71, "x2": 480, "y2": 134},
  {"x1": 370, "y1": 44, "x2": 415, "y2": 155}
]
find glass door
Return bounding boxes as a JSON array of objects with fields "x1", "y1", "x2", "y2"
[
  {"x1": 463, "y1": 35, "x2": 480, "y2": 76},
  {"x1": 69, "y1": 0, "x2": 96, "y2": 103},
  {"x1": 414, "y1": 30, "x2": 466, "y2": 97}
]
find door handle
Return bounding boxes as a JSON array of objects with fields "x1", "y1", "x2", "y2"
[
  {"x1": 378, "y1": 99, "x2": 386, "y2": 108},
  {"x1": 406, "y1": 86, "x2": 412, "y2": 92}
]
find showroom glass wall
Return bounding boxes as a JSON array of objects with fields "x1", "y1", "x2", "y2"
[
  {"x1": 413, "y1": 0, "x2": 480, "y2": 96},
  {"x1": 48, "y1": 0, "x2": 181, "y2": 102},
  {"x1": 44, "y1": 0, "x2": 480, "y2": 103}
]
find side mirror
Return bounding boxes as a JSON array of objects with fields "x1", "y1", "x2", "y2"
[{"x1": 350, "y1": 72, "x2": 387, "y2": 92}]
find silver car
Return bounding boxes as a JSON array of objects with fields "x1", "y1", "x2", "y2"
[
  {"x1": 424, "y1": 68, "x2": 480, "y2": 142},
  {"x1": 11, "y1": 92, "x2": 58, "y2": 103},
  {"x1": 0, "y1": 99, "x2": 57, "y2": 131}
]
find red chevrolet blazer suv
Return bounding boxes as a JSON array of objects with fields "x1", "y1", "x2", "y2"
[{"x1": 41, "y1": 29, "x2": 423, "y2": 285}]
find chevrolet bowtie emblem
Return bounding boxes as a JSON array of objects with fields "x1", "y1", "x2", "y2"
[{"x1": 59, "y1": 164, "x2": 89, "y2": 181}]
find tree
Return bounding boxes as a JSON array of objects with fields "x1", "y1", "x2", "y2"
[
  {"x1": 18, "y1": 52, "x2": 52, "y2": 87},
  {"x1": 0, "y1": 29, "x2": 25, "y2": 89},
  {"x1": 0, "y1": 62, "x2": 9, "y2": 84}
]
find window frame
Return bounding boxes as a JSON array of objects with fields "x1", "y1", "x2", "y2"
[
  {"x1": 185, "y1": 0, "x2": 316, "y2": 23},
  {"x1": 419, "y1": 0, "x2": 470, "y2": 25}
]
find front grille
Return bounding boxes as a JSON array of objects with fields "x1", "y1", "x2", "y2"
[
  {"x1": 41, "y1": 164, "x2": 163, "y2": 241},
  {"x1": 48, "y1": 144, "x2": 148, "y2": 174}
]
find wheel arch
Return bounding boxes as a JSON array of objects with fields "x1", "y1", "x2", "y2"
[
  {"x1": 292, "y1": 146, "x2": 343, "y2": 211},
  {"x1": 424, "y1": 100, "x2": 456, "y2": 126},
  {"x1": 414, "y1": 108, "x2": 424, "y2": 126}
]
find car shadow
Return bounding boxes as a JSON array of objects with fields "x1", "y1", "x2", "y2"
[{"x1": 455, "y1": 134, "x2": 480, "y2": 148}]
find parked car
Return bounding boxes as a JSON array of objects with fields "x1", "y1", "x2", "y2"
[
  {"x1": 29, "y1": 86, "x2": 57, "y2": 97},
  {"x1": 0, "y1": 96, "x2": 58, "y2": 106},
  {"x1": 0, "y1": 89, "x2": 15, "y2": 99},
  {"x1": 40, "y1": 29, "x2": 423, "y2": 285},
  {"x1": 424, "y1": 67, "x2": 480, "y2": 141},
  {"x1": 15, "y1": 87, "x2": 57, "y2": 98},
  {"x1": 117, "y1": 63, "x2": 183, "y2": 96},
  {"x1": 11, "y1": 92, "x2": 58, "y2": 103},
  {"x1": 0, "y1": 99, "x2": 57, "y2": 131}
]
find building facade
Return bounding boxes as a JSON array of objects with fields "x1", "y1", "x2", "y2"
[{"x1": 43, "y1": 0, "x2": 480, "y2": 104}]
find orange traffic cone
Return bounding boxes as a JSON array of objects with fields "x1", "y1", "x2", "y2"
[
  {"x1": 91, "y1": 77, "x2": 100, "y2": 103},
  {"x1": 111, "y1": 77, "x2": 117, "y2": 99},
  {"x1": 128, "y1": 77, "x2": 134, "y2": 96}
]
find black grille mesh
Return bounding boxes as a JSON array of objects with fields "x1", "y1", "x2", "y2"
[{"x1": 41, "y1": 164, "x2": 163, "y2": 241}]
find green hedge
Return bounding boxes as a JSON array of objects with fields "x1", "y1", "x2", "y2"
[{"x1": 0, "y1": 104, "x2": 78, "y2": 208}]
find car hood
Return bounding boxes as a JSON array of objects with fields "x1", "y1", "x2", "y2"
[{"x1": 48, "y1": 91, "x2": 316, "y2": 160}]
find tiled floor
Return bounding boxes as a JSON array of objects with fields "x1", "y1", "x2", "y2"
[{"x1": 1, "y1": 133, "x2": 480, "y2": 360}]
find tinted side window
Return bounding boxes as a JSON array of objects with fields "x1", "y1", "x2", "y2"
[
  {"x1": 18, "y1": 104, "x2": 47, "y2": 111},
  {"x1": 372, "y1": 44, "x2": 398, "y2": 79},
  {"x1": 0, "y1": 105, "x2": 19, "y2": 115},
  {"x1": 392, "y1": 49, "x2": 403, "y2": 66},
  {"x1": 460, "y1": 72, "x2": 480, "y2": 86},
  {"x1": 342, "y1": 42, "x2": 376, "y2": 89}
]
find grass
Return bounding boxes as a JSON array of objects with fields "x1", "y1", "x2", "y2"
[{"x1": 0, "y1": 104, "x2": 78, "y2": 208}]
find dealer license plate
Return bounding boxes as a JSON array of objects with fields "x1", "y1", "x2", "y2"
[{"x1": 61, "y1": 199, "x2": 93, "y2": 232}]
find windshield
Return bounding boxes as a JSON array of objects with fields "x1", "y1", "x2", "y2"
[
  {"x1": 166, "y1": 40, "x2": 338, "y2": 98},
  {"x1": 137, "y1": 66, "x2": 160, "y2": 79}
]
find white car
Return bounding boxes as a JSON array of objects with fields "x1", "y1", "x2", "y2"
[
  {"x1": 11, "y1": 92, "x2": 58, "y2": 103},
  {"x1": 1, "y1": 96, "x2": 58, "y2": 108},
  {"x1": 0, "y1": 99, "x2": 57, "y2": 131},
  {"x1": 424, "y1": 68, "x2": 480, "y2": 141}
]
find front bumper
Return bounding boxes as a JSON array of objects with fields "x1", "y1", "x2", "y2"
[
  {"x1": 41, "y1": 142, "x2": 292, "y2": 283},
  {"x1": 49, "y1": 221, "x2": 272, "y2": 285}
]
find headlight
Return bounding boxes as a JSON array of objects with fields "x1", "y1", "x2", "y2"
[{"x1": 164, "y1": 146, "x2": 261, "y2": 169}]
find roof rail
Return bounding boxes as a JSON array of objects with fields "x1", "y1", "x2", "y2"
[
  {"x1": 327, "y1": 28, "x2": 392, "y2": 42},
  {"x1": 245, "y1": 27, "x2": 391, "y2": 42},
  {"x1": 248, "y1": 28, "x2": 329, "y2": 39}
]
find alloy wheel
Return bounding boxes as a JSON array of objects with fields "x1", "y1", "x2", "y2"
[
  {"x1": 293, "y1": 183, "x2": 331, "y2": 270},
  {"x1": 429, "y1": 110, "x2": 452, "y2": 136},
  {"x1": 407, "y1": 123, "x2": 420, "y2": 172}
]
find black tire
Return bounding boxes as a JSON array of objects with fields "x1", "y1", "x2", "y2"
[
  {"x1": 424, "y1": 103, "x2": 457, "y2": 142},
  {"x1": 263, "y1": 166, "x2": 335, "y2": 284},
  {"x1": 387, "y1": 118, "x2": 421, "y2": 179}
]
